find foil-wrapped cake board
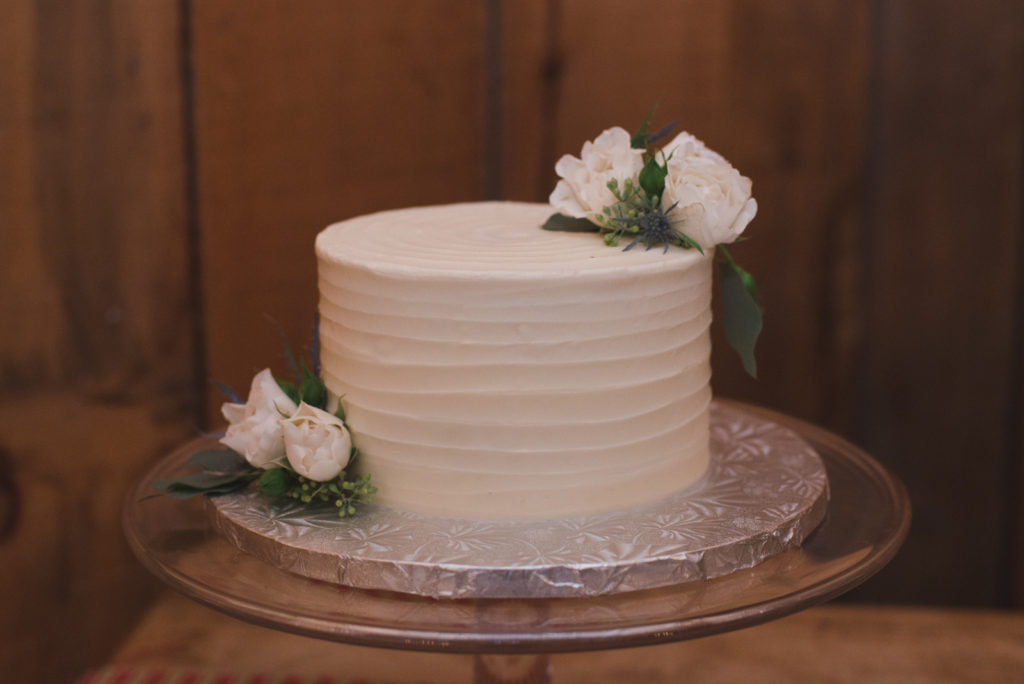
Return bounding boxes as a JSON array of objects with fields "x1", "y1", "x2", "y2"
[{"x1": 209, "y1": 402, "x2": 828, "y2": 599}]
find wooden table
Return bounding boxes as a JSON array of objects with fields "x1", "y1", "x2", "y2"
[{"x1": 87, "y1": 592, "x2": 1024, "y2": 683}]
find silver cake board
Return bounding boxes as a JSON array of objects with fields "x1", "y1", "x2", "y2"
[{"x1": 209, "y1": 402, "x2": 829, "y2": 599}]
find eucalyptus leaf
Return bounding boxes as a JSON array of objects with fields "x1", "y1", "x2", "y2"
[
  {"x1": 160, "y1": 486, "x2": 207, "y2": 500},
  {"x1": 198, "y1": 480, "x2": 253, "y2": 497},
  {"x1": 542, "y1": 214, "x2": 600, "y2": 233},
  {"x1": 185, "y1": 448, "x2": 248, "y2": 473},
  {"x1": 162, "y1": 479, "x2": 248, "y2": 498},
  {"x1": 154, "y1": 476, "x2": 251, "y2": 499},
  {"x1": 718, "y1": 255, "x2": 762, "y2": 378},
  {"x1": 152, "y1": 470, "x2": 250, "y2": 491}
]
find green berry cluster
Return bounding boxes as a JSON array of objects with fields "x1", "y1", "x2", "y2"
[
  {"x1": 594, "y1": 178, "x2": 651, "y2": 246},
  {"x1": 258, "y1": 459, "x2": 377, "y2": 518},
  {"x1": 286, "y1": 471, "x2": 376, "y2": 518},
  {"x1": 594, "y1": 178, "x2": 702, "y2": 253}
]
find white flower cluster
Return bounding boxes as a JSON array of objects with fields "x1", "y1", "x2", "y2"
[
  {"x1": 549, "y1": 127, "x2": 757, "y2": 251},
  {"x1": 219, "y1": 368, "x2": 352, "y2": 481}
]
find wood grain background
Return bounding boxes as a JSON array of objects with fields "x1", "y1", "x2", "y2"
[{"x1": 1, "y1": 1, "x2": 1021, "y2": 681}]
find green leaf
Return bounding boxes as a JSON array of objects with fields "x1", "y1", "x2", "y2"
[
  {"x1": 159, "y1": 486, "x2": 208, "y2": 500},
  {"x1": 739, "y1": 267, "x2": 758, "y2": 300},
  {"x1": 276, "y1": 378, "x2": 300, "y2": 405},
  {"x1": 718, "y1": 245, "x2": 759, "y2": 300},
  {"x1": 157, "y1": 478, "x2": 250, "y2": 499},
  {"x1": 211, "y1": 380, "x2": 242, "y2": 404},
  {"x1": 299, "y1": 366, "x2": 327, "y2": 409},
  {"x1": 334, "y1": 402, "x2": 347, "y2": 423},
  {"x1": 674, "y1": 231, "x2": 704, "y2": 255},
  {"x1": 631, "y1": 104, "x2": 658, "y2": 149},
  {"x1": 185, "y1": 449, "x2": 248, "y2": 473},
  {"x1": 152, "y1": 471, "x2": 250, "y2": 491},
  {"x1": 638, "y1": 157, "x2": 667, "y2": 202},
  {"x1": 542, "y1": 214, "x2": 600, "y2": 233},
  {"x1": 258, "y1": 467, "x2": 295, "y2": 497},
  {"x1": 276, "y1": 326, "x2": 301, "y2": 383},
  {"x1": 718, "y1": 251, "x2": 763, "y2": 378},
  {"x1": 199, "y1": 480, "x2": 253, "y2": 497},
  {"x1": 648, "y1": 119, "x2": 678, "y2": 145}
]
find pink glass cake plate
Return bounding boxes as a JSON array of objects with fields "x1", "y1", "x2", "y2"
[{"x1": 123, "y1": 400, "x2": 910, "y2": 654}]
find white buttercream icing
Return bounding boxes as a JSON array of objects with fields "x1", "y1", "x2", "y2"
[{"x1": 316, "y1": 202, "x2": 713, "y2": 519}]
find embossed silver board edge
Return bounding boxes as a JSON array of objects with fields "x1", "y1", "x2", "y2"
[{"x1": 209, "y1": 402, "x2": 829, "y2": 599}]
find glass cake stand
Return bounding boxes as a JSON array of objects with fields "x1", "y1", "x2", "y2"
[{"x1": 123, "y1": 401, "x2": 910, "y2": 682}]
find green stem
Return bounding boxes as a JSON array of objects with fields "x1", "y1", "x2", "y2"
[{"x1": 717, "y1": 245, "x2": 759, "y2": 302}]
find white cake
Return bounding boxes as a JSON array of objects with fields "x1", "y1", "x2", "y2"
[{"x1": 315, "y1": 202, "x2": 713, "y2": 519}]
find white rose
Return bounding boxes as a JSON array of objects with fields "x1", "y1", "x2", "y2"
[
  {"x1": 220, "y1": 368, "x2": 298, "y2": 468},
  {"x1": 281, "y1": 402, "x2": 352, "y2": 482},
  {"x1": 659, "y1": 131, "x2": 727, "y2": 166},
  {"x1": 549, "y1": 127, "x2": 644, "y2": 223},
  {"x1": 660, "y1": 146, "x2": 757, "y2": 251}
]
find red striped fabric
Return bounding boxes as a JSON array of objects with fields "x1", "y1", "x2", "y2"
[
  {"x1": 74, "y1": 669, "x2": 374, "y2": 684},
  {"x1": 75, "y1": 666, "x2": 454, "y2": 684}
]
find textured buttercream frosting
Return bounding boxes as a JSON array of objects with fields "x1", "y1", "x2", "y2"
[{"x1": 316, "y1": 202, "x2": 713, "y2": 519}]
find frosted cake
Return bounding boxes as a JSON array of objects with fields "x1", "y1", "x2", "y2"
[
  {"x1": 316, "y1": 202, "x2": 715, "y2": 519},
  {"x1": 313, "y1": 125, "x2": 759, "y2": 521}
]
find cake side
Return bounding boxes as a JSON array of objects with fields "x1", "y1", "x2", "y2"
[{"x1": 317, "y1": 202, "x2": 712, "y2": 519}]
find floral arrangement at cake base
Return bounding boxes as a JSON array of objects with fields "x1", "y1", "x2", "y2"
[{"x1": 151, "y1": 332, "x2": 375, "y2": 518}]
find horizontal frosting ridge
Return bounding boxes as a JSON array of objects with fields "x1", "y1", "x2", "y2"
[{"x1": 316, "y1": 202, "x2": 715, "y2": 519}]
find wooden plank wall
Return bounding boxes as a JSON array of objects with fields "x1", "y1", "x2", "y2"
[
  {"x1": 191, "y1": 0, "x2": 489, "y2": 416},
  {"x1": 0, "y1": 0, "x2": 1021, "y2": 680},
  {"x1": 0, "y1": 2, "x2": 197, "y2": 683},
  {"x1": 851, "y1": 0, "x2": 1024, "y2": 606}
]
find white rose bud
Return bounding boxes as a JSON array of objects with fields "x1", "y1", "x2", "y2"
[
  {"x1": 549, "y1": 126, "x2": 644, "y2": 224},
  {"x1": 282, "y1": 402, "x2": 352, "y2": 482},
  {"x1": 659, "y1": 133, "x2": 757, "y2": 251},
  {"x1": 219, "y1": 368, "x2": 298, "y2": 469}
]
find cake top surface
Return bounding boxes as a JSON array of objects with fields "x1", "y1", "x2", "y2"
[{"x1": 316, "y1": 202, "x2": 707, "y2": 278}]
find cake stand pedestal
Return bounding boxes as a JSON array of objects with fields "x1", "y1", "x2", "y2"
[{"x1": 124, "y1": 402, "x2": 910, "y2": 684}]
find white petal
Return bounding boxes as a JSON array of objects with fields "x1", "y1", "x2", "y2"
[
  {"x1": 251, "y1": 368, "x2": 298, "y2": 416},
  {"x1": 660, "y1": 131, "x2": 702, "y2": 159},
  {"x1": 306, "y1": 458, "x2": 343, "y2": 482},
  {"x1": 549, "y1": 180, "x2": 586, "y2": 218},
  {"x1": 592, "y1": 126, "x2": 632, "y2": 151},
  {"x1": 727, "y1": 197, "x2": 758, "y2": 238},
  {"x1": 285, "y1": 442, "x2": 312, "y2": 478},
  {"x1": 221, "y1": 402, "x2": 246, "y2": 424},
  {"x1": 219, "y1": 429, "x2": 248, "y2": 456}
]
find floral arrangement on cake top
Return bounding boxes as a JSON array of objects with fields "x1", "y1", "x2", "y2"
[
  {"x1": 151, "y1": 324, "x2": 376, "y2": 518},
  {"x1": 543, "y1": 111, "x2": 763, "y2": 377}
]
